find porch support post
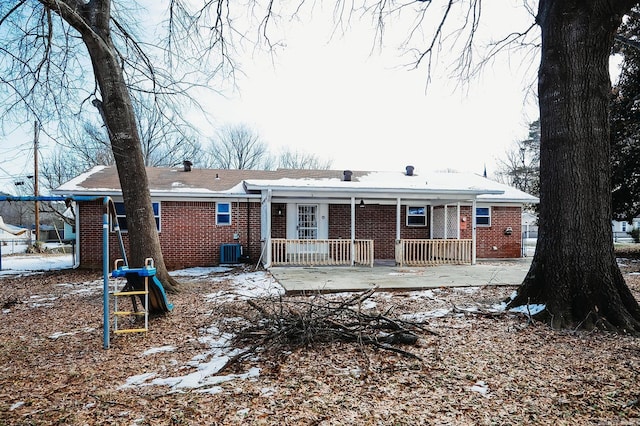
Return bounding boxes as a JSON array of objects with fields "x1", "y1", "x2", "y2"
[
  {"x1": 457, "y1": 203, "x2": 461, "y2": 239},
  {"x1": 262, "y1": 189, "x2": 272, "y2": 268},
  {"x1": 350, "y1": 197, "x2": 356, "y2": 266},
  {"x1": 444, "y1": 204, "x2": 448, "y2": 239},
  {"x1": 429, "y1": 205, "x2": 433, "y2": 238},
  {"x1": 396, "y1": 197, "x2": 401, "y2": 266},
  {"x1": 471, "y1": 198, "x2": 477, "y2": 265}
]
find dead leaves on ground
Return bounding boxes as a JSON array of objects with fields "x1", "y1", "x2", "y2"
[{"x1": 1, "y1": 265, "x2": 640, "y2": 425}]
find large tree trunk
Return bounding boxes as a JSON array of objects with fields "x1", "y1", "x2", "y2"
[
  {"x1": 508, "y1": 0, "x2": 640, "y2": 332},
  {"x1": 43, "y1": 0, "x2": 179, "y2": 292}
]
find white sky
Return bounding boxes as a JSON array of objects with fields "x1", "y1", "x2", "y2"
[{"x1": 0, "y1": 1, "x2": 543, "y2": 194}]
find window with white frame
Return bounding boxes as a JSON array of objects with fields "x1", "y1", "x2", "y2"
[
  {"x1": 476, "y1": 207, "x2": 491, "y2": 226},
  {"x1": 407, "y1": 206, "x2": 427, "y2": 226},
  {"x1": 216, "y1": 202, "x2": 231, "y2": 225},
  {"x1": 113, "y1": 202, "x2": 160, "y2": 232}
]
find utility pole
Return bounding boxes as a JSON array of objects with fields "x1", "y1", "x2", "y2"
[{"x1": 34, "y1": 121, "x2": 39, "y2": 242}]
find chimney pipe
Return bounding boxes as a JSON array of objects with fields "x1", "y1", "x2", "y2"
[
  {"x1": 183, "y1": 160, "x2": 192, "y2": 172},
  {"x1": 343, "y1": 170, "x2": 353, "y2": 182},
  {"x1": 406, "y1": 165, "x2": 414, "y2": 176}
]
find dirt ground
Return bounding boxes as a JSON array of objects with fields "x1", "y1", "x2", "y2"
[{"x1": 2, "y1": 259, "x2": 640, "y2": 425}]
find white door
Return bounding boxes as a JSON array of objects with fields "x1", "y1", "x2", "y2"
[{"x1": 297, "y1": 204, "x2": 318, "y2": 240}]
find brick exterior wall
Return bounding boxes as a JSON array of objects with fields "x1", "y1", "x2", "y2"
[
  {"x1": 459, "y1": 205, "x2": 523, "y2": 258},
  {"x1": 78, "y1": 200, "x2": 262, "y2": 270},
  {"x1": 329, "y1": 205, "x2": 431, "y2": 260},
  {"x1": 77, "y1": 200, "x2": 522, "y2": 269}
]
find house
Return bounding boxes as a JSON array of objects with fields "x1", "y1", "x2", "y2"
[
  {"x1": 53, "y1": 164, "x2": 539, "y2": 270},
  {"x1": 612, "y1": 218, "x2": 640, "y2": 242},
  {"x1": 0, "y1": 216, "x2": 30, "y2": 243}
]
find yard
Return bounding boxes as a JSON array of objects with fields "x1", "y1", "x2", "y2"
[{"x1": 1, "y1": 252, "x2": 640, "y2": 425}]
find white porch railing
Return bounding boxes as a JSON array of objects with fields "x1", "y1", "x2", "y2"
[
  {"x1": 396, "y1": 239, "x2": 473, "y2": 266},
  {"x1": 271, "y1": 239, "x2": 374, "y2": 267}
]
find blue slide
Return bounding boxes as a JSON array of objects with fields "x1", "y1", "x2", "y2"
[{"x1": 112, "y1": 266, "x2": 173, "y2": 314}]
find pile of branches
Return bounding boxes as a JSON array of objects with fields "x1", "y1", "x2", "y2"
[{"x1": 223, "y1": 289, "x2": 438, "y2": 371}]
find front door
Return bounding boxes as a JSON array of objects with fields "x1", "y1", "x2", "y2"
[{"x1": 297, "y1": 204, "x2": 318, "y2": 240}]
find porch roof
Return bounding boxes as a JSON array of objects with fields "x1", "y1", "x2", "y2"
[{"x1": 53, "y1": 165, "x2": 538, "y2": 204}]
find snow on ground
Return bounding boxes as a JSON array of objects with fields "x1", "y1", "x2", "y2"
[
  {"x1": 0, "y1": 252, "x2": 73, "y2": 275},
  {"x1": 2, "y1": 255, "x2": 540, "y2": 394}
]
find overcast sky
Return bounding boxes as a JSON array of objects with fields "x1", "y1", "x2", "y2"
[{"x1": 0, "y1": 1, "x2": 543, "y2": 194}]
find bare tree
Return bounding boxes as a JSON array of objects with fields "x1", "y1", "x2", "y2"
[
  {"x1": 495, "y1": 120, "x2": 540, "y2": 198},
  {"x1": 207, "y1": 124, "x2": 273, "y2": 170},
  {"x1": 276, "y1": 147, "x2": 333, "y2": 170}
]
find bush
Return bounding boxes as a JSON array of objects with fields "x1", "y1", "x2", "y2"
[{"x1": 629, "y1": 228, "x2": 640, "y2": 243}]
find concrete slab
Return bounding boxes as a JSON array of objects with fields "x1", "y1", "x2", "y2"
[{"x1": 269, "y1": 258, "x2": 532, "y2": 293}]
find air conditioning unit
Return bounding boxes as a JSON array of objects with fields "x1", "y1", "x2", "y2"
[{"x1": 220, "y1": 243, "x2": 242, "y2": 264}]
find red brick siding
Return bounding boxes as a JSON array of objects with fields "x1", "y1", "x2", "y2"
[
  {"x1": 271, "y1": 203, "x2": 287, "y2": 238},
  {"x1": 78, "y1": 200, "x2": 523, "y2": 269},
  {"x1": 329, "y1": 205, "x2": 431, "y2": 260},
  {"x1": 78, "y1": 200, "x2": 262, "y2": 270},
  {"x1": 461, "y1": 205, "x2": 522, "y2": 258}
]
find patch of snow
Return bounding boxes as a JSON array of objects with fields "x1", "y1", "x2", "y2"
[
  {"x1": 406, "y1": 290, "x2": 436, "y2": 300},
  {"x1": 118, "y1": 372, "x2": 157, "y2": 389},
  {"x1": 469, "y1": 380, "x2": 490, "y2": 397},
  {"x1": 400, "y1": 308, "x2": 451, "y2": 321},
  {"x1": 0, "y1": 253, "x2": 73, "y2": 274},
  {"x1": 10, "y1": 401, "x2": 24, "y2": 411},
  {"x1": 123, "y1": 326, "x2": 259, "y2": 394},
  {"x1": 509, "y1": 304, "x2": 546, "y2": 315},
  {"x1": 143, "y1": 346, "x2": 176, "y2": 355},
  {"x1": 453, "y1": 286, "x2": 480, "y2": 294},
  {"x1": 205, "y1": 271, "x2": 284, "y2": 302},
  {"x1": 170, "y1": 266, "x2": 233, "y2": 277}
]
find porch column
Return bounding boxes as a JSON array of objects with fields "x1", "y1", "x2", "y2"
[
  {"x1": 457, "y1": 203, "x2": 461, "y2": 239},
  {"x1": 396, "y1": 197, "x2": 402, "y2": 266},
  {"x1": 350, "y1": 197, "x2": 356, "y2": 266},
  {"x1": 261, "y1": 189, "x2": 272, "y2": 267},
  {"x1": 396, "y1": 198, "x2": 401, "y2": 240},
  {"x1": 444, "y1": 204, "x2": 448, "y2": 239},
  {"x1": 471, "y1": 198, "x2": 477, "y2": 265},
  {"x1": 429, "y1": 205, "x2": 434, "y2": 238}
]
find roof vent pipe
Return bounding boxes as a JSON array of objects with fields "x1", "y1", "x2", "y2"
[
  {"x1": 406, "y1": 165, "x2": 415, "y2": 176},
  {"x1": 343, "y1": 170, "x2": 353, "y2": 182},
  {"x1": 183, "y1": 160, "x2": 192, "y2": 172}
]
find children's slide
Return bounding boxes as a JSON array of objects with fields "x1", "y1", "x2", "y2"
[{"x1": 111, "y1": 266, "x2": 173, "y2": 314}]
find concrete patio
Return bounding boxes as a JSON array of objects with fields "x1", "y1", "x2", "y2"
[{"x1": 269, "y1": 258, "x2": 532, "y2": 293}]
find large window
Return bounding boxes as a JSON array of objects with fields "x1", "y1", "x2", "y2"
[
  {"x1": 407, "y1": 206, "x2": 427, "y2": 227},
  {"x1": 113, "y1": 202, "x2": 160, "y2": 232},
  {"x1": 216, "y1": 202, "x2": 231, "y2": 225},
  {"x1": 476, "y1": 207, "x2": 491, "y2": 226}
]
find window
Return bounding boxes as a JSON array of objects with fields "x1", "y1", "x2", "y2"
[
  {"x1": 216, "y1": 202, "x2": 231, "y2": 225},
  {"x1": 407, "y1": 206, "x2": 427, "y2": 227},
  {"x1": 113, "y1": 202, "x2": 160, "y2": 232},
  {"x1": 476, "y1": 207, "x2": 491, "y2": 226}
]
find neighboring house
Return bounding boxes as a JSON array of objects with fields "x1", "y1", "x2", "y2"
[
  {"x1": 0, "y1": 216, "x2": 30, "y2": 243},
  {"x1": 612, "y1": 218, "x2": 640, "y2": 242},
  {"x1": 53, "y1": 164, "x2": 539, "y2": 270}
]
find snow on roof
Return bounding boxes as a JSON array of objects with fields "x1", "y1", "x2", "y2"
[{"x1": 53, "y1": 166, "x2": 538, "y2": 204}]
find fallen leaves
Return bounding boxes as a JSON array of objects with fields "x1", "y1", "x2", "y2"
[{"x1": 0, "y1": 263, "x2": 640, "y2": 424}]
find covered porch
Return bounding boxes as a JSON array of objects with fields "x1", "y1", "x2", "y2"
[{"x1": 245, "y1": 170, "x2": 507, "y2": 269}]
